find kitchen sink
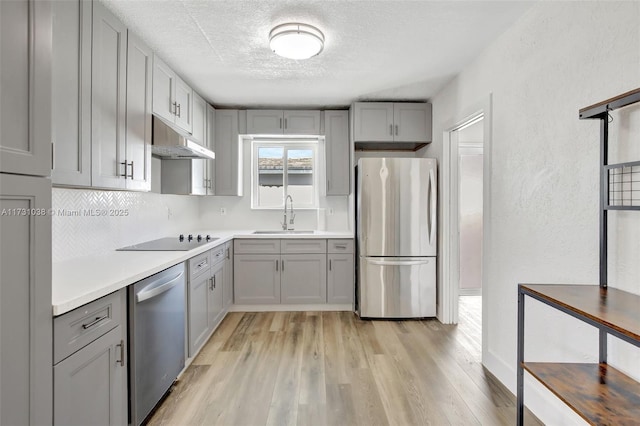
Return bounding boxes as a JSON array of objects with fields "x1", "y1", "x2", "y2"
[{"x1": 252, "y1": 230, "x2": 315, "y2": 235}]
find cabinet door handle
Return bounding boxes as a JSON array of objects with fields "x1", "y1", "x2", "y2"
[
  {"x1": 127, "y1": 161, "x2": 134, "y2": 180},
  {"x1": 213, "y1": 275, "x2": 216, "y2": 289},
  {"x1": 335, "y1": 245, "x2": 347, "y2": 249},
  {"x1": 120, "y1": 161, "x2": 128, "y2": 178},
  {"x1": 82, "y1": 315, "x2": 108, "y2": 330},
  {"x1": 177, "y1": 103, "x2": 181, "y2": 118},
  {"x1": 279, "y1": 118, "x2": 283, "y2": 129},
  {"x1": 51, "y1": 142, "x2": 55, "y2": 170},
  {"x1": 389, "y1": 124, "x2": 393, "y2": 135},
  {"x1": 172, "y1": 101, "x2": 177, "y2": 115},
  {"x1": 284, "y1": 118, "x2": 287, "y2": 129},
  {"x1": 116, "y1": 340, "x2": 125, "y2": 366},
  {"x1": 282, "y1": 260, "x2": 284, "y2": 271},
  {"x1": 395, "y1": 124, "x2": 398, "y2": 136},
  {"x1": 329, "y1": 259, "x2": 332, "y2": 271},
  {"x1": 275, "y1": 259, "x2": 278, "y2": 271}
]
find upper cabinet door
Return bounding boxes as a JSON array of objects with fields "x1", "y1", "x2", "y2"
[
  {"x1": 246, "y1": 110, "x2": 283, "y2": 134},
  {"x1": 206, "y1": 104, "x2": 216, "y2": 195},
  {"x1": 152, "y1": 55, "x2": 175, "y2": 123},
  {"x1": 214, "y1": 110, "x2": 242, "y2": 196},
  {"x1": 91, "y1": 1, "x2": 127, "y2": 189},
  {"x1": 353, "y1": 103, "x2": 394, "y2": 142},
  {"x1": 324, "y1": 110, "x2": 350, "y2": 196},
  {"x1": 191, "y1": 93, "x2": 207, "y2": 145},
  {"x1": 174, "y1": 76, "x2": 193, "y2": 133},
  {"x1": 51, "y1": 0, "x2": 92, "y2": 187},
  {"x1": 0, "y1": 0, "x2": 52, "y2": 177},
  {"x1": 125, "y1": 31, "x2": 152, "y2": 192},
  {"x1": 283, "y1": 110, "x2": 321, "y2": 135},
  {"x1": 393, "y1": 103, "x2": 432, "y2": 143}
]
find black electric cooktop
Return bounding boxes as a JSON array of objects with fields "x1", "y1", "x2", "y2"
[{"x1": 116, "y1": 235, "x2": 219, "y2": 251}]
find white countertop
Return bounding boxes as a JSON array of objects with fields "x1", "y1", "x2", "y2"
[{"x1": 52, "y1": 230, "x2": 353, "y2": 316}]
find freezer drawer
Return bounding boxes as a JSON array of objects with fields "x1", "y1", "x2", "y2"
[{"x1": 358, "y1": 256, "x2": 436, "y2": 318}]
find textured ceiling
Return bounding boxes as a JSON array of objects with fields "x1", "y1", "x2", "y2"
[{"x1": 103, "y1": 0, "x2": 534, "y2": 108}]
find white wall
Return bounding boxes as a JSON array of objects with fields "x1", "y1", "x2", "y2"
[{"x1": 420, "y1": 2, "x2": 640, "y2": 424}]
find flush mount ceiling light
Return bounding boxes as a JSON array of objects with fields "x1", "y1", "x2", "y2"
[{"x1": 269, "y1": 23, "x2": 325, "y2": 60}]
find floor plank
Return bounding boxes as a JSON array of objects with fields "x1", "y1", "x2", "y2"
[{"x1": 147, "y1": 297, "x2": 542, "y2": 426}]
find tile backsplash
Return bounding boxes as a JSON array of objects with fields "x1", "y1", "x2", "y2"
[{"x1": 52, "y1": 188, "x2": 200, "y2": 262}]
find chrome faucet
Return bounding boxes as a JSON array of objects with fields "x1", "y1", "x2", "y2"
[{"x1": 282, "y1": 195, "x2": 295, "y2": 230}]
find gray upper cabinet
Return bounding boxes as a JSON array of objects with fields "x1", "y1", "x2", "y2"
[
  {"x1": 324, "y1": 110, "x2": 350, "y2": 196},
  {"x1": 51, "y1": 0, "x2": 92, "y2": 186},
  {"x1": 393, "y1": 103, "x2": 432, "y2": 143},
  {"x1": 152, "y1": 54, "x2": 175, "y2": 123},
  {"x1": 0, "y1": 0, "x2": 52, "y2": 177},
  {"x1": 191, "y1": 92, "x2": 207, "y2": 145},
  {"x1": 352, "y1": 103, "x2": 394, "y2": 142},
  {"x1": 0, "y1": 174, "x2": 52, "y2": 426},
  {"x1": 151, "y1": 55, "x2": 193, "y2": 133},
  {"x1": 352, "y1": 102, "x2": 432, "y2": 148},
  {"x1": 174, "y1": 76, "x2": 193, "y2": 133},
  {"x1": 91, "y1": 0, "x2": 127, "y2": 189},
  {"x1": 214, "y1": 110, "x2": 242, "y2": 196},
  {"x1": 246, "y1": 110, "x2": 321, "y2": 135},
  {"x1": 125, "y1": 31, "x2": 153, "y2": 191},
  {"x1": 205, "y1": 104, "x2": 216, "y2": 195}
]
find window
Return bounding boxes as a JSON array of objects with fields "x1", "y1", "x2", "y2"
[{"x1": 252, "y1": 141, "x2": 318, "y2": 209}]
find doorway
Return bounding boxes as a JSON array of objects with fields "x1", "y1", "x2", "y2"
[{"x1": 440, "y1": 98, "x2": 491, "y2": 333}]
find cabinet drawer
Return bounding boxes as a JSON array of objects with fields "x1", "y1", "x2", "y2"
[
  {"x1": 328, "y1": 239, "x2": 354, "y2": 254},
  {"x1": 189, "y1": 250, "x2": 211, "y2": 279},
  {"x1": 211, "y1": 246, "x2": 226, "y2": 266},
  {"x1": 234, "y1": 239, "x2": 281, "y2": 254},
  {"x1": 54, "y1": 289, "x2": 124, "y2": 364},
  {"x1": 281, "y1": 239, "x2": 327, "y2": 254}
]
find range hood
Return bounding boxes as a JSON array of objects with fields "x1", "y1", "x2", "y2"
[{"x1": 152, "y1": 117, "x2": 215, "y2": 160}]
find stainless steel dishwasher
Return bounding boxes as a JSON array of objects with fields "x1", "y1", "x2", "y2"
[{"x1": 128, "y1": 262, "x2": 185, "y2": 426}]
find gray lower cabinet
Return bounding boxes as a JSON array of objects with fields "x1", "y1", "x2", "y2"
[
  {"x1": 327, "y1": 253, "x2": 355, "y2": 304},
  {"x1": 223, "y1": 242, "x2": 234, "y2": 309},
  {"x1": 0, "y1": 174, "x2": 52, "y2": 426},
  {"x1": 281, "y1": 254, "x2": 327, "y2": 304},
  {"x1": 187, "y1": 246, "x2": 227, "y2": 357},
  {"x1": 234, "y1": 254, "x2": 281, "y2": 304},
  {"x1": 54, "y1": 326, "x2": 126, "y2": 426},
  {"x1": 53, "y1": 289, "x2": 127, "y2": 426}
]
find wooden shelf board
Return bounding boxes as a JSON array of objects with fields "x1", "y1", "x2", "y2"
[
  {"x1": 579, "y1": 87, "x2": 640, "y2": 119},
  {"x1": 520, "y1": 285, "x2": 640, "y2": 343},
  {"x1": 524, "y1": 363, "x2": 640, "y2": 426}
]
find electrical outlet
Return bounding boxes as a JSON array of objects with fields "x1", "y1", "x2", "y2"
[
  {"x1": 328, "y1": 208, "x2": 334, "y2": 216},
  {"x1": 220, "y1": 207, "x2": 227, "y2": 216}
]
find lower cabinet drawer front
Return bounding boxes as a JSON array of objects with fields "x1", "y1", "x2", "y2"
[
  {"x1": 328, "y1": 239, "x2": 354, "y2": 254},
  {"x1": 189, "y1": 250, "x2": 211, "y2": 280},
  {"x1": 281, "y1": 239, "x2": 327, "y2": 254},
  {"x1": 234, "y1": 239, "x2": 281, "y2": 254},
  {"x1": 54, "y1": 289, "x2": 124, "y2": 364}
]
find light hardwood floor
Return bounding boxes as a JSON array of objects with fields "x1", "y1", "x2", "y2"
[{"x1": 148, "y1": 297, "x2": 541, "y2": 425}]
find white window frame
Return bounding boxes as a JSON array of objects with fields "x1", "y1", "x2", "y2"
[{"x1": 251, "y1": 140, "x2": 319, "y2": 209}]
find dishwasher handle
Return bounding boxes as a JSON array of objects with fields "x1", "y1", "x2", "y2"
[{"x1": 136, "y1": 271, "x2": 184, "y2": 303}]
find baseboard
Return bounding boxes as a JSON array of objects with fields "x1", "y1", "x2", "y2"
[
  {"x1": 484, "y1": 350, "x2": 587, "y2": 425},
  {"x1": 230, "y1": 304, "x2": 353, "y2": 312}
]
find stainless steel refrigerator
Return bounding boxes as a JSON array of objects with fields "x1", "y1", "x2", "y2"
[{"x1": 357, "y1": 158, "x2": 437, "y2": 318}]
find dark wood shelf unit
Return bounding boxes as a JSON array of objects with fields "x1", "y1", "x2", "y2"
[
  {"x1": 517, "y1": 285, "x2": 640, "y2": 425},
  {"x1": 523, "y1": 362, "x2": 640, "y2": 426},
  {"x1": 516, "y1": 88, "x2": 640, "y2": 426}
]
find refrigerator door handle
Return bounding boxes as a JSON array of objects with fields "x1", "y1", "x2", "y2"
[
  {"x1": 366, "y1": 258, "x2": 431, "y2": 266},
  {"x1": 429, "y1": 168, "x2": 436, "y2": 246}
]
